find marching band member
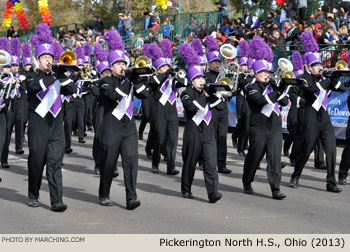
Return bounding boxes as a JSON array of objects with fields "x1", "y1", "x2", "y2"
[
  {"x1": 234, "y1": 40, "x2": 253, "y2": 156},
  {"x1": 73, "y1": 46, "x2": 86, "y2": 144},
  {"x1": 83, "y1": 43, "x2": 95, "y2": 132},
  {"x1": 289, "y1": 49, "x2": 346, "y2": 192},
  {"x1": 204, "y1": 35, "x2": 231, "y2": 174},
  {"x1": 97, "y1": 30, "x2": 149, "y2": 209},
  {"x1": 26, "y1": 24, "x2": 76, "y2": 211},
  {"x1": 1, "y1": 38, "x2": 27, "y2": 168},
  {"x1": 338, "y1": 53, "x2": 350, "y2": 185},
  {"x1": 242, "y1": 36, "x2": 288, "y2": 200},
  {"x1": 179, "y1": 42, "x2": 222, "y2": 203},
  {"x1": 91, "y1": 44, "x2": 113, "y2": 175},
  {"x1": 148, "y1": 40, "x2": 186, "y2": 175}
]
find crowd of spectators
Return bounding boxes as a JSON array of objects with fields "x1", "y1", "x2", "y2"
[{"x1": 4, "y1": 0, "x2": 350, "y2": 70}]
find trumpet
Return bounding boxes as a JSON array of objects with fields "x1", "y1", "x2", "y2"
[
  {"x1": 176, "y1": 69, "x2": 186, "y2": 79},
  {"x1": 217, "y1": 77, "x2": 235, "y2": 97}
]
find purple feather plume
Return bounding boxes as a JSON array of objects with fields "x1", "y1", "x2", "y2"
[
  {"x1": 205, "y1": 35, "x2": 219, "y2": 53},
  {"x1": 347, "y1": 51, "x2": 350, "y2": 66},
  {"x1": 104, "y1": 30, "x2": 124, "y2": 52},
  {"x1": 264, "y1": 43, "x2": 274, "y2": 62},
  {"x1": 0, "y1": 38, "x2": 10, "y2": 53},
  {"x1": 161, "y1": 39, "x2": 173, "y2": 59},
  {"x1": 148, "y1": 43, "x2": 164, "y2": 61},
  {"x1": 239, "y1": 40, "x2": 249, "y2": 58},
  {"x1": 93, "y1": 44, "x2": 107, "y2": 62},
  {"x1": 76, "y1": 46, "x2": 84, "y2": 60},
  {"x1": 192, "y1": 39, "x2": 205, "y2": 56},
  {"x1": 35, "y1": 23, "x2": 54, "y2": 45},
  {"x1": 300, "y1": 31, "x2": 319, "y2": 53},
  {"x1": 22, "y1": 43, "x2": 32, "y2": 58},
  {"x1": 52, "y1": 42, "x2": 64, "y2": 61},
  {"x1": 10, "y1": 38, "x2": 21, "y2": 57},
  {"x1": 292, "y1": 51, "x2": 303, "y2": 71},
  {"x1": 179, "y1": 43, "x2": 200, "y2": 68},
  {"x1": 143, "y1": 43, "x2": 152, "y2": 59},
  {"x1": 249, "y1": 36, "x2": 266, "y2": 60},
  {"x1": 84, "y1": 43, "x2": 90, "y2": 57},
  {"x1": 30, "y1": 35, "x2": 40, "y2": 49}
]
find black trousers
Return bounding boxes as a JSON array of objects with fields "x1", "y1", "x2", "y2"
[
  {"x1": 243, "y1": 122, "x2": 282, "y2": 191},
  {"x1": 284, "y1": 104, "x2": 297, "y2": 154},
  {"x1": 84, "y1": 94, "x2": 94, "y2": 130},
  {"x1": 292, "y1": 107, "x2": 337, "y2": 185},
  {"x1": 1, "y1": 99, "x2": 26, "y2": 163},
  {"x1": 139, "y1": 95, "x2": 152, "y2": 134},
  {"x1": 27, "y1": 112, "x2": 65, "y2": 204},
  {"x1": 99, "y1": 115, "x2": 138, "y2": 201},
  {"x1": 181, "y1": 120, "x2": 218, "y2": 199},
  {"x1": 73, "y1": 97, "x2": 85, "y2": 140},
  {"x1": 152, "y1": 102, "x2": 178, "y2": 171},
  {"x1": 63, "y1": 101, "x2": 74, "y2": 149},
  {"x1": 236, "y1": 94, "x2": 250, "y2": 152},
  {"x1": 0, "y1": 112, "x2": 6, "y2": 162},
  {"x1": 92, "y1": 104, "x2": 104, "y2": 168},
  {"x1": 212, "y1": 105, "x2": 228, "y2": 170},
  {"x1": 339, "y1": 118, "x2": 350, "y2": 180}
]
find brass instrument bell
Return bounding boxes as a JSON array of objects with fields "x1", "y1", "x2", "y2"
[
  {"x1": 335, "y1": 60, "x2": 348, "y2": 70},
  {"x1": 60, "y1": 51, "x2": 77, "y2": 65},
  {"x1": 135, "y1": 56, "x2": 152, "y2": 68}
]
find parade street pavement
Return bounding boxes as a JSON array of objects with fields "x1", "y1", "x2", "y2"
[{"x1": 1, "y1": 121, "x2": 349, "y2": 234}]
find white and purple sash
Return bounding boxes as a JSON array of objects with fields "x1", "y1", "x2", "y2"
[
  {"x1": 112, "y1": 86, "x2": 134, "y2": 120},
  {"x1": 159, "y1": 76, "x2": 176, "y2": 105},
  {"x1": 35, "y1": 80, "x2": 62, "y2": 118},
  {"x1": 261, "y1": 85, "x2": 280, "y2": 117},
  {"x1": 312, "y1": 76, "x2": 327, "y2": 111},
  {"x1": 192, "y1": 103, "x2": 212, "y2": 126}
]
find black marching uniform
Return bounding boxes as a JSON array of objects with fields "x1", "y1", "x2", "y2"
[
  {"x1": 1, "y1": 73, "x2": 27, "y2": 167},
  {"x1": 26, "y1": 70, "x2": 76, "y2": 207},
  {"x1": 232, "y1": 73, "x2": 254, "y2": 154},
  {"x1": 148, "y1": 69, "x2": 188, "y2": 174},
  {"x1": 180, "y1": 85, "x2": 221, "y2": 202},
  {"x1": 290, "y1": 72, "x2": 345, "y2": 191},
  {"x1": 84, "y1": 69, "x2": 97, "y2": 131},
  {"x1": 205, "y1": 69, "x2": 230, "y2": 173},
  {"x1": 98, "y1": 73, "x2": 149, "y2": 207},
  {"x1": 242, "y1": 79, "x2": 288, "y2": 197},
  {"x1": 72, "y1": 75, "x2": 86, "y2": 142}
]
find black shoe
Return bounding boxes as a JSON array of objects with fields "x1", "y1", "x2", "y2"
[
  {"x1": 182, "y1": 192, "x2": 194, "y2": 199},
  {"x1": 152, "y1": 166, "x2": 159, "y2": 173},
  {"x1": 244, "y1": 186, "x2": 254, "y2": 194},
  {"x1": 283, "y1": 150, "x2": 289, "y2": 157},
  {"x1": 238, "y1": 151, "x2": 246, "y2": 156},
  {"x1": 146, "y1": 152, "x2": 152, "y2": 159},
  {"x1": 99, "y1": 197, "x2": 113, "y2": 206},
  {"x1": 257, "y1": 166, "x2": 261, "y2": 169},
  {"x1": 198, "y1": 163, "x2": 203, "y2": 170},
  {"x1": 15, "y1": 149, "x2": 24, "y2": 155},
  {"x1": 218, "y1": 167, "x2": 231, "y2": 174},
  {"x1": 289, "y1": 177, "x2": 299, "y2": 188},
  {"x1": 209, "y1": 192, "x2": 222, "y2": 203},
  {"x1": 232, "y1": 141, "x2": 238, "y2": 149},
  {"x1": 65, "y1": 148, "x2": 73, "y2": 153},
  {"x1": 51, "y1": 202, "x2": 67, "y2": 212},
  {"x1": 281, "y1": 162, "x2": 287, "y2": 169},
  {"x1": 94, "y1": 166, "x2": 100, "y2": 175},
  {"x1": 88, "y1": 127, "x2": 93, "y2": 131},
  {"x1": 1, "y1": 163, "x2": 9, "y2": 169},
  {"x1": 272, "y1": 190, "x2": 286, "y2": 200},
  {"x1": 28, "y1": 198, "x2": 40, "y2": 207},
  {"x1": 326, "y1": 184, "x2": 342, "y2": 193},
  {"x1": 113, "y1": 169, "x2": 119, "y2": 178},
  {"x1": 138, "y1": 133, "x2": 143, "y2": 140},
  {"x1": 79, "y1": 139, "x2": 86, "y2": 143},
  {"x1": 163, "y1": 156, "x2": 168, "y2": 162},
  {"x1": 0, "y1": 177, "x2": 2, "y2": 182},
  {"x1": 315, "y1": 164, "x2": 327, "y2": 170},
  {"x1": 338, "y1": 178, "x2": 347, "y2": 185},
  {"x1": 167, "y1": 169, "x2": 179, "y2": 175},
  {"x1": 84, "y1": 133, "x2": 87, "y2": 137},
  {"x1": 290, "y1": 159, "x2": 295, "y2": 167},
  {"x1": 126, "y1": 199, "x2": 141, "y2": 210}
]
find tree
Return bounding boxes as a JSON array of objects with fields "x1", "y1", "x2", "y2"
[{"x1": 23, "y1": 0, "x2": 82, "y2": 28}]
